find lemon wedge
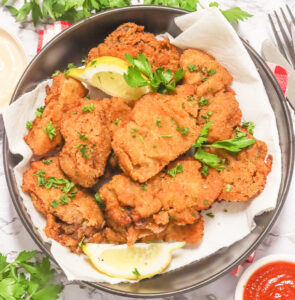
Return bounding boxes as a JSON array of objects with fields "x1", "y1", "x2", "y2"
[
  {"x1": 83, "y1": 242, "x2": 185, "y2": 280},
  {"x1": 67, "y1": 56, "x2": 150, "y2": 102}
]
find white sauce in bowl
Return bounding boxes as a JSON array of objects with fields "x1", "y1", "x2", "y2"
[{"x1": 0, "y1": 28, "x2": 27, "y2": 112}]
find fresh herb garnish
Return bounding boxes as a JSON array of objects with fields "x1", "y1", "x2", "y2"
[
  {"x1": 203, "y1": 200, "x2": 209, "y2": 205},
  {"x1": 193, "y1": 122, "x2": 213, "y2": 148},
  {"x1": 188, "y1": 96, "x2": 195, "y2": 102},
  {"x1": 49, "y1": 199, "x2": 58, "y2": 209},
  {"x1": 60, "y1": 195, "x2": 69, "y2": 204},
  {"x1": 162, "y1": 134, "x2": 173, "y2": 138},
  {"x1": 26, "y1": 121, "x2": 33, "y2": 129},
  {"x1": 167, "y1": 163, "x2": 183, "y2": 178},
  {"x1": 35, "y1": 106, "x2": 45, "y2": 117},
  {"x1": 0, "y1": 251, "x2": 63, "y2": 299},
  {"x1": 206, "y1": 212, "x2": 215, "y2": 218},
  {"x1": 188, "y1": 64, "x2": 197, "y2": 72},
  {"x1": 203, "y1": 132, "x2": 256, "y2": 152},
  {"x1": 77, "y1": 132, "x2": 88, "y2": 140},
  {"x1": 201, "y1": 165, "x2": 209, "y2": 177},
  {"x1": 199, "y1": 96, "x2": 210, "y2": 106},
  {"x1": 114, "y1": 118, "x2": 119, "y2": 125},
  {"x1": 156, "y1": 119, "x2": 161, "y2": 127},
  {"x1": 141, "y1": 183, "x2": 147, "y2": 191},
  {"x1": 78, "y1": 236, "x2": 85, "y2": 248},
  {"x1": 42, "y1": 159, "x2": 52, "y2": 165},
  {"x1": 194, "y1": 148, "x2": 224, "y2": 170},
  {"x1": 82, "y1": 103, "x2": 95, "y2": 113},
  {"x1": 94, "y1": 193, "x2": 106, "y2": 209},
  {"x1": 43, "y1": 121, "x2": 56, "y2": 140},
  {"x1": 52, "y1": 70, "x2": 61, "y2": 77},
  {"x1": 33, "y1": 169, "x2": 46, "y2": 186},
  {"x1": 132, "y1": 268, "x2": 141, "y2": 278},
  {"x1": 207, "y1": 69, "x2": 216, "y2": 76},
  {"x1": 242, "y1": 121, "x2": 255, "y2": 135},
  {"x1": 76, "y1": 143, "x2": 89, "y2": 158},
  {"x1": 123, "y1": 53, "x2": 184, "y2": 94},
  {"x1": 225, "y1": 184, "x2": 232, "y2": 192}
]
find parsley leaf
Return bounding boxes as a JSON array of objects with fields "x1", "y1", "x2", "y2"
[
  {"x1": 123, "y1": 53, "x2": 184, "y2": 94},
  {"x1": 82, "y1": 103, "x2": 95, "y2": 113},
  {"x1": 94, "y1": 193, "x2": 106, "y2": 209},
  {"x1": 167, "y1": 163, "x2": 183, "y2": 178},
  {"x1": 206, "y1": 212, "x2": 215, "y2": 218},
  {"x1": 193, "y1": 122, "x2": 213, "y2": 148},
  {"x1": 43, "y1": 121, "x2": 56, "y2": 140},
  {"x1": 76, "y1": 144, "x2": 89, "y2": 158},
  {"x1": 194, "y1": 148, "x2": 224, "y2": 170},
  {"x1": 188, "y1": 64, "x2": 197, "y2": 72},
  {"x1": 199, "y1": 96, "x2": 210, "y2": 106},
  {"x1": 77, "y1": 132, "x2": 88, "y2": 140},
  {"x1": 201, "y1": 165, "x2": 209, "y2": 177},
  {"x1": 49, "y1": 200, "x2": 58, "y2": 208},
  {"x1": 42, "y1": 159, "x2": 52, "y2": 165},
  {"x1": 221, "y1": 7, "x2": 253, "y2": 23},
  {"x1": 33, "y1": 169, "x2": 46, "y2": 186},
  {"x1": 132, "y1": 268, "x2": 141, "y2": 278},
  {"x1": 35, "y1": 106, "x2": 45, "y2": 117},
  {"x1": 26, "y1": 121, "x2": 33, "y2": 129},
  {"x1": 156, "y1": 119, "x2": 161, "y2": 127},
  {"x1": 60, "y1": 195, "x2": 68, "y2": 204},
  {"x1": 204, "y1": 132, "x2": 256, "y2": 152},
  {"x1": 242, "y1": 121, "x2": 255, "y2": 135}
]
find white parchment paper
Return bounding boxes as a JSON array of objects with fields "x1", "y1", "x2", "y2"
[{"x1": 3, "y1": 7, "x2": 281, "y2": 283}]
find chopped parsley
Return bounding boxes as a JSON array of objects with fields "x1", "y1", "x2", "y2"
[
  {"x1": 182, "y1": 102, "x2": 185, "y2": 109},
  {"x1": 43, "y1": 121, "x2": 56, "y2": 140},
  {"x1": 192, "y1": 213, "x2": 197, "y2": 218},
  {"x1": 224, "y1": 209, "x2": 228, "y2": 213},
  {"x1": 141, "y1": 183, "x2": 147, "y2": 191},
  {"x1": 207, "y1": 69, "x2": 216, "y2": 76},
  {"x1": 26, "y1": 121, "x2": 33, "y2": 129},
  {"x1": 181, "y1": 127, "x2": 189, "y2": 135},
  {"x1": 225, "y1": 184, "x2": 232, "y2": 192},
  {"x1": 77, "y1": 132, "x2": 88, "y2": 140},
  {"x1": 114, "y1": 118, "x2": 119, "y2": 125},
  {"x1": 203, "y1": 200, "x2": 209, "y2": 205},
  {"x1": 238, "y1": 177, "x2": 241, "y2": 181},
  {"x1": 162, "y1": 134, "x2": 173, "y2": 138},
  {"x1": 201, "y1": 114, "x2": 210, "y2": 122},
  {"x1": 156, "y1": 120, "x2": 162, "y2": 127},
  {"x1": 82, "y1": 103, "x2": 95, "y2": 113},
  {"x1": 167, "y1": 163, "x2": 183, "y2": 178},
  {"x1": 188, "y1": 64, "x2": 197, "y2": 72},
  {"x1": 84, "y1": 94, "x2": 90, "y2": 99},
  {"x1": 94, "y1": 193, "x2": 106, "y2": 209},
  {"x1": 76, "y1": 143, "x2": 89, "y2": 158},
  {"x1": 90, "y1": 60, "x2": 97, "y2": 66},
  {"x1": 33, "y1": 169, "x2": 46, "y2": 186},
  {"x1": 67, "y1": 62, "x2": 76, "y2": 69},
  {"x1": 35, "y1": 106, "x2": 45, "y2": 117},
  {"x1": 188, "y1": 96, "x2": 195, "y2": 102},
  {"x1": 206, "y1": 212, "x2": 215, "y2": 218},
  {"x1": 42, "y1": 159, "x2": 52, "y2": 165},
  {"x1": 153, "y1": 145, "x2": 157, "y2": 148},
  {"x1": 132, "y1": 268, "x2": 140, "y2": 278},
  {"x1": 201, "y1": 75, "x2": 207, "y2": 82},
  {"x1": 49, "y1": 200, "x2": 58, "y2": 209},
  {"x1": 119, "y1": 207, "x2": 125, "y2": 212},
  {"x1": 52, "y1": 70, "x2": 60, "y2": 77},
  {"x1": 242, "y1": 121, "x2": 255, "y2": 135},
  {"x1": 201, "y1": 165, "x2": 209, "y2": 177},
  {"x1": 171, "y1": 118, "x2": 189, "y2": 135},
  {"x1": 199, "y1": 97, "x2": 211, "y2": 106},
  {"x1": 60, "y1": 195, "x2": 68, "y2": 204}
]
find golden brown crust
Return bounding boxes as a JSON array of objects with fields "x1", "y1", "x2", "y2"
[
  {"x1": 88, "y1": 22, "x2": 180, "y2": 72},
  {"x1": 111, "y1": 93, "x2": 200, "y2": 182},
  {"x1": 24, "y1": 74, "x2": 87, "y2": 156},
  {"x1": 180, "y1": 49, "x2": 233, "y2": 96},
  {"x1": 59, "y1": 98, "x2": 111, "y2": 187}
]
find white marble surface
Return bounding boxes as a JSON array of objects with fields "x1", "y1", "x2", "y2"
[{"x1": 0, "y1": 0, "x2": 295, "y2": 299}]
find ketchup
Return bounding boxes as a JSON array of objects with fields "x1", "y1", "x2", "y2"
[{"x1": 243, "y1": 261, "x2": 295, "y2": 300}]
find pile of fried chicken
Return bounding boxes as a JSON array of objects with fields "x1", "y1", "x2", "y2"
[{"x1": 22, "y1": 23, "x2": 272, "y2": 254}]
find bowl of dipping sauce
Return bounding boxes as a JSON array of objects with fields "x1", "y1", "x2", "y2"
[
  {"x1": 235, "y1": 254, "x2": 295, "y2": 300},
  {"x1": 0, "y1": 28, "x2": 27, "y2": 113}
]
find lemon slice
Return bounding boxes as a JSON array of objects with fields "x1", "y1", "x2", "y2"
[
  {"x1": 83, "y1": 242, "x2": 185, "y2": 280},
  {"x1": 67, "y1": 56, "x2": 150, "y2": 102}
]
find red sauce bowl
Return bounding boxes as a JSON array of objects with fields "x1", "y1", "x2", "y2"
[{"x1": 235, "y1": 254, "x2": 295, "y2": 300}]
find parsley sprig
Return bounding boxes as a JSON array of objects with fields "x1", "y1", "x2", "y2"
[
  {"x1": 193, "y1": 123, "x2": 256, "y2": 171},
  {"x1": 1, "y1": 0, "x2": 252, "y2": 26},
  {"x1": 0, "y1": 251, "x2": 63, "y2": 299},
  {"x1": 123, "y1": 53, "x2": 184, "y2": 94}
]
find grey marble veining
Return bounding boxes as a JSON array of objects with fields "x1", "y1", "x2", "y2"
[{"x1": 0, "y1": 0, "x2": 295, "y2": 299}]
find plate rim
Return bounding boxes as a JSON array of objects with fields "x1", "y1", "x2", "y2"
[{"x1": 3, "y1": 5, "x2": 294, "y2": 298}]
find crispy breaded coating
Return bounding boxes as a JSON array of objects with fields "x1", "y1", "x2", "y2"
[
  {"x1": 22, "y1": 157, "x2": 104, "y2": 253},
  {"x1": 88, "y1": 22, "x2": 180, "y2": 72},
  {"x1": 99, "y1": 158, "x2": 222, "y2": 245},
  {"x1": 180, "y1": 49, "x2": 232, "y2": 96},
  {"x1": 59, "y1": 99, "x2": 111, "y2": 187},
  {"x1": 208, "y1": 130, "x2": 272, "y2": 202},
  {"x1": 111, "y1": 93, "x2": 200, "y2": 182},
  {"x1": 197, "y1": 89, "x2": 242, "y2": 142},
  {"x1": 24, "y1": 74, "x2": 88, "y2": 156}
]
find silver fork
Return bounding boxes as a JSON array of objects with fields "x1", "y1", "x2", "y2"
[{"x1": 268, "y1": 5, "x2": 295, "y2": 68}]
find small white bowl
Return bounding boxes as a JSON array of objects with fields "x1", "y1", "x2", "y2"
[{"x1": 235, "y1": 254, "x2": 295, "y2": 300}]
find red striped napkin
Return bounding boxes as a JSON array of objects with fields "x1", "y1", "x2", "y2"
[{"x1": 37, "y1": 22, "x2": 289, "y2": 278}]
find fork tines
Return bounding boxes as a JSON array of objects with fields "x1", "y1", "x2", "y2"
[{"x1": 269, "y1": 5, "x2": 295, "y2": 67}]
